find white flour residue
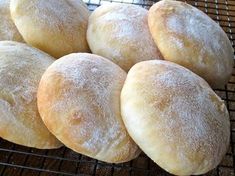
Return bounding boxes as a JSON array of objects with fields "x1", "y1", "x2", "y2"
[
  {"x1": 23, "y1": 0, "x2": 89, "y2": 39},
  {"x1": 149, "y1": 61, "x2": 230, "y2": 166},
  {"x1": 49, "y1": 54, "x2": 137, "y2": 160},
  {"x1": 167, "y1": 7, "x2": 223, "y2": 55},
  {"x1": 165, "y1": 1, "x2": 232, "y2": 77},
  {"x1": 0, "y1": 0, "x2": 23, "y2": 41},
  {"x1": 0, "y1": 41, "x2": 58, "y2": 148},
  {"x1": 88, "y1": 3, "x2": 161, "y2": 70}
]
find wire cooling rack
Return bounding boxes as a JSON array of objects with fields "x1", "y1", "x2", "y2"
[{"x1": 0, "y1": 0, "x2": 234, "y2": 175}]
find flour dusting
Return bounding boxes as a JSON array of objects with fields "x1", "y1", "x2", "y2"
[
  {"x1": 163, "y1": 0, "x2": 233, "y2": 77},
  {"x1": 0, "y1": 0, "x2": 23, "y2": 41},
  {"x1": 44, "y1": 53, "x2": 140, "y2": 162},
  {"x1": 146, "y1": 60, "x2": 230, "y2": 168},
  {"x1": 88, "y1": 3, "x2": 162, "y2": 70}
]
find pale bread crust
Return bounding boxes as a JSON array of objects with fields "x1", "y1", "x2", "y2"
[
  {"x1": 148, "y1": 0, "x2": 234, "y2": 88},
  {"x1": 0, "y1": 41, "x2": 62, "y2": 149},
  {"x1": 0, "y1": 0, "x2": 24, "y2": 42},
  {"x1": 37, "y1": 53, "x2": 140, "y2": 163},
  {"x1": 10, "y1": 0, "x2": 90, "y2": 58},
  {"x1": 87, "y1": 3, "x2": 162, "y2": 71},
  {"x1": 121, "y1": 60, "x2": 230, "y2": 175}
]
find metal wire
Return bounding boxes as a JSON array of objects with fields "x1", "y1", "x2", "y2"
[{"x1": 0, "y1": 0, "x2": 234, "y2": 175}]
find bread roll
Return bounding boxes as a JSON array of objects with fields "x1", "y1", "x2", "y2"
[
  {"x1": 0, "y1": 41, "x2": 62, "y2": 149},
  {"x1": 10, "y1": 0, "x2": 90, "y2": 58},
  {"x1": 121, "y1": 60, "x2": 230, "y2": 175},
  {"x1": 148, "y1": 0, "x2": 234, "y2": 88},
  {"x1": 37, "y1": 53, "x2": 140, "y2": 163},
  {"x1": 0, "y1": 0, "x2": 24, "y2": 42},
  {"x1": 87, "y1": 3, "x2": 162, "y2": 71}
]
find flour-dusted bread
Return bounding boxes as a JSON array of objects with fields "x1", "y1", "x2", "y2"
[
  {"x1": 0, "y1": 0, "x2": 23, "y2": 42},
  {"x1": 37, "y1": 53, "x2": 140, "y2": 163},
  {"x1": 121, "y1": 60, "x2": 230, "y2": 175},
  {"x1": 0, "y1": 41, "x2": 62, "y2": 149},
  {"x1": 148, "y1": 0, "x2": 234, "y2": 88},
  {"x1": 10, "y1": 0, "x2": 90, "y2": 58},
  {"x1": 87, "y1": 3, "x2": 162, "y2": 71}
]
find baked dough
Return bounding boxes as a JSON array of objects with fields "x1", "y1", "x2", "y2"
[
  {"x1": 148, "y1": 0, "x2": 234, "y2": 88},
  {"x1": 0, "y1": 0, "x2": 24, "y2": 42},
  {"x1": 10, "y1": 0, "x2": 90, "y2": 58},
  {"x1": 87, "y1": 3, "x2": 162, "y2": 71},
  {"x1": 121, "y1": 60, "x2": 230, "y2": 175},
  {"x1": 0, "y1": 41, "x2": 62, "y2": 149},
  {"x1": 37, "y1": 53, "x2": 140, "y2": 163}
]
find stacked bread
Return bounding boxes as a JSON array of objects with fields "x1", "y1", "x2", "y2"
[{"x1": 0, "y1": 0, "x2": 233, "y2": 175}]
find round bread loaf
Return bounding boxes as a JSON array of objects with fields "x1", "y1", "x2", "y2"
[
  {"x1": 10, "y1": 0, "x2": 90, "y2": 58},
  {"x1": 121, "y1": 60, "x2": 230, "y2": 175},
  {"x1": 0, "y1": 41, "x2": 62, "y2": 149},
  {"x1": 0, "y1": 0, "x2": 24, "y2": 42},
  {"x1": 87, "y1": 3, "x2": 162, "y2": 71},
  {"x1": 37, "y1": 53, "x2": 140, "y2": 163},
  {"x1": 148, "y1": 0, "x2": 234, "y2": 88}
]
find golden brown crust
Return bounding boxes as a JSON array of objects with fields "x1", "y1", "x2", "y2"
[
  {"x1": 148, "y1": 0, "x2": 234, "y2": 88},
  {"x1": 10, "y1": 0, "x2": 90, "y2": 58},
  {"x1": 121, "y1": 60, "x2": 230, "y2": 175},
  {"x1": 87, "y1": 3, "x2": 162, "y2": 71},
  {"x1": 0, "y1": 41, "x2": 62, "y2": 149},
  {"x1": 37, "y1": 53, "x2": 140, "y2": 163}
]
